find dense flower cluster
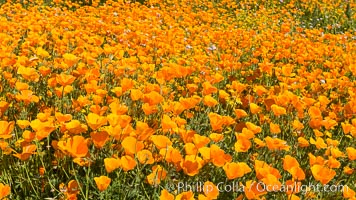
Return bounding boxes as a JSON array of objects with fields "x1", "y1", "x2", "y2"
[{"x1": 0, "y1": 0, "x2": 355, "y2": 199}]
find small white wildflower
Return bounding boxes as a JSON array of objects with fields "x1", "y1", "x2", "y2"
[{"x1": 208, "y1": 44, "x2": 217, "y2": 51}]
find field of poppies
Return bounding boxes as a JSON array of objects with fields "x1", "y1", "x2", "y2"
[{"x1": 0, "y1": 0, "x2": 355, "y2": 199}]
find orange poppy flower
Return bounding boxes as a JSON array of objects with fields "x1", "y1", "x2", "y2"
[
  {"x1": 309, "y1": 118, "x2": 321, "y2": 130},
  {"x1": 346, "y1": 147, "x2": 356, "y2": 161},
  {"x1": 244, "y1": 180, "x2": 267, "y2": 200},
  {"x1": 143, "y1": 91, "x2": 164, "y2": 106},
  {"x1": 109, "y1": 100, "x2": 128, "y2": 115},
  {"x1": 327, "y1": 156, "x2": 341, "y2": 169},
  {"x1": 54, "y1": 86, "x2": 73, "y2": 97},
  {"x1": 261, "y1": 174, "x2": 282, "y2": 192},
  {"x1": 308, "y1": 106, "x2": 322, "y2": 119},
  {"x1": 63, "y1": 53, "x2": 78, "y2": 67},
  {"x1": 94, "y1": 176, "x2": 111, "y2": 192},
  {"x1": 310, "y1": 137, "x2": 327, "y2": 149},
  {"x1": 203, "y1": 181, "x2": 219, "y2": 199},
  {"x1": 249, "y1": 103, "x2": 262, "y2": 114},
  {"x1": 342, "y1": 123, "x2": 352, "y2": 134},
  {"x1": 285, "y1": 180, "x2": 302, "y2": 195},
  {"x1": 103, "y1": 157, "x2": 121, "y2": 173},
  {"x1": 343, "y1": 185, "x2": 355, "y2": 199},
  {"x1": 121, "y1": 78, "x2": 134, "y2": 92},
  {"x1": 210, "y1": 144, "x2": 232, "y2": 167},
  {"x1": 178, "y1": 129, "x2": 195, "y2": 144},
  {"x1": 146, "y1": 165, "x2": 167, "y2": 186},
  {"x1": 174, "y1": 116, "x2": 186, "y2": 127},
  {"x1": 208, "y1": 112, "x2": 224, "y2": 131},
  {"x1": 321, "y1": 117, "x2": 338, "y2": 130},
  {"x1": 65, "y1": 179, "x2": 80, "y2": 196},
  {"x1": 137, "y1": 150, "x2": 154, "y2": 164},
  {"x1": 265, "y1": 136, "x2": 290, "y2": 151},
  {"x1": 234, "y1": 109, "x2": 248, "y2": 119},
  {"x1": 186, "y1": 84, "x2": 198, "y2": 94},
  {"x1": 180, "y1": 155, "x2": 203, "y2": 176},
  {"x1": 343, "y1": 166, "x2": 354, "y2": 175},
  {"x1": 171, "y1": 101, "x2": 186, "y2": 115},
  {"x1": 136, "y1": 121, "x2": 155, "y2": 141},
  {"x1": 0, "y1": 101, "x2": 9, "y2": 116},
  {"x1": 23, "y1": 130, "x2": 35, "y2": 142},
  {"x1": 270, "y1": 122, "x2": 281, "y2": 134},
  {"x1": 311, "y1": 165, "x2": 336, "y2": 185},
  {"x1": 58, "y1": 136, "x2": 89, "y2": 158},
  {"x1": 184, "y1": 143, "x2": 198, "y2": 155},
  {"x1": 160, "y1": 146, "x2": 183, "y2": 164},
  {"x1": 222, "y1": 116, "x2": 235, "y2": 127},
  {"x1": 15, "y1": 90, "x2": 39, "y2": 104},
  {"x1": 231, "y1": 81, "x2": 247, "y2": 93},
  {"x1": 15, "y1": 82, "x2": 29, "y2": 91},
  {"x1": 0, "y1": 121, "x2": 15, "y2": 139},
  {"x1": 90, "y1": 131, "x2": 109, "y2": 148},
  {"x1": 17, "y1": 66, "x2": 40, "y2": 82},
  {"x1": 245, "y1": 122, "x2": 262, "y2": 134},
  {"x1": 73, "y1": 157, "x2": 92, "y2": 167},
  {"x1": 209, "y1": 133, "x2": 223, "y2": 142},
  {"x1": 65, "y1": 120, "x2": 88, "y2": 135},
  {"x1": 142, "y1": 103, "x2": 158, "y2": 115},
  {"x1": 111, "y1": 87, "x2": 123, "y2": 97},
  {"x1": 254, "y1": 85, "x2": 267, "y2": 96},
  {"x1": 198, "y1": 146, "x2": 211, "y2": 161},
  {"x1": 327, "y1": 147, "x2": 345, "y2": 158},
  {"x1": 265, "y1": 98, "x2": 277, "y2": 112},
  {"x1": 89, "y1": 105, "x2": 108, "y2": 116},
  {"x1": 271, "y1": 104, "x2": 286, "y2": 116},
  {"x1": 108, "y1": 114, "x2": 131, "y2": 129},
  {"x1": 283, "y1": 155, "x2": 305, "y2": 180},
  {"x1": 120, "y1": 155, "x2": 137, "y2": 171},
  {"x1": 56, "y1": 73, "x2": 76, "y2": 87},
  {"x1": 297, "y1": 137, "x2": 309, "y2": 147},
  {"x1": 13, "y1": 144, "x2": 37, "y2": 161},
  {"x1": 175, "y1": 191, "x2": 194, "y2": 200},
  {"x1": 308, "y1": 153, "x2": 325, "y2": 166},
  {"x1": 30, "y1": 119, "x2": 56, "y2": 141},
  {"x1": 121, "y1": 136, "x2": 144, "y2": 155},
  {"x1": 292, "y1": 119, "x2": 304, "y2": 131},
  {"x1": 161, "y1": 115, "x2": 178, "y2": 132},
  {"x1": 254, "y1": 160, "x2": 282, "y2": 180},
  {"x1": 313, "y1": 129, "x2": 324, "y2": 137},
  {"x1": 202, "y1": 81, "x2": 218, "y2": 95},
  {"x1": 223, "y1": 162, "x2": 252, "y2": 180},
  {"x1": 203, "y1": 95, "x2": 218, "y2": 107},
  {"x1": 254, "y1": 138, "x2": 266, "y2": 148},
  {"x1": 344, "y1": 101, "x2": 356, "y2": 118},
  {"x1": 0, "y1": 140, "x2": 14, "y2": 155},
  {"x1": 160, "y1": 189, "x2": 174, "y2": 200},
  {"x1": 283, "y1": 155, "x2": 300, "y2": 170},
  {"x1": 218, "y1": 90, "x2": 230, "y2": 101},
  {"x1": 179, "y1": 95, "x2": 201, "y2": 110},
  {"x1": 39, "y1": 66, "x2": 51, "y2": 76},
  {"x1": 36, "y1": 47, "x2": 50, "y2": 58},
  {"x1": 258, "y1": 60, "x2": 273, "y2": 75},
  {"x1": 151, "y1": 135, "x2": 172, "y2": 149},
  {"x1": 55, "y1": 112, "x2": 72, "y2": 124},
  {"x1": 0, "y1": 183, "x2": 10, "y2": 199},
  {"x1": 130, "y1": 89, "x2": 143, "y2": 101},
  {"x1": 85, "y1": 113, "x2": 107, "y2": 130},
  {"x1": 234, "y1": 138, "x2": 251, "y2": 152},
  {"x1": 192, "y1": 134, "x2": 210, "y2": 149}
]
